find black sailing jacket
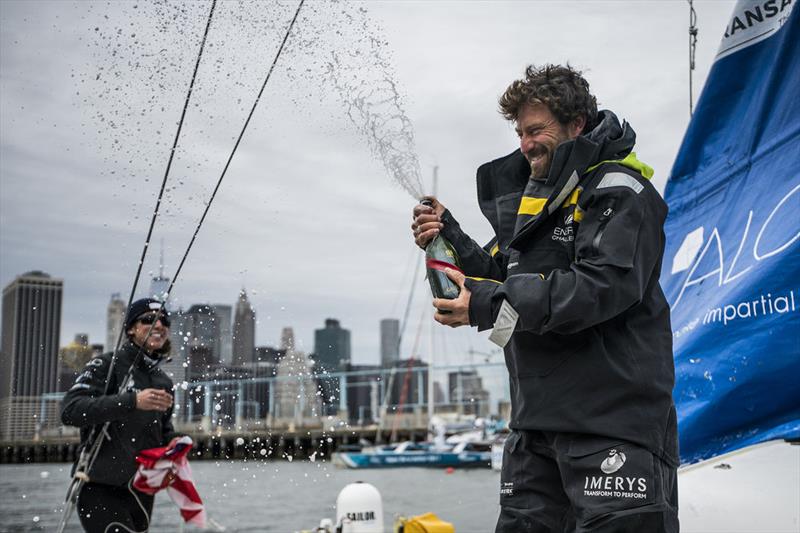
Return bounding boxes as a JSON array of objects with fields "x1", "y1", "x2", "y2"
[
  {"x1": 61, "y1": 341, "x2": 179, "y2": 486},
  {"x1": 442, "y1": 111, "x2": 679, "y2": 464}
]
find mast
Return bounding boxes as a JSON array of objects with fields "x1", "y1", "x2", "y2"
[{"x1": 427, "y1": 166, "x2": 438, "y2": 425}]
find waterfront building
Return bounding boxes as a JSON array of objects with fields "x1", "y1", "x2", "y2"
[
  {"x1": 255, "y1": 345, "x2": 285, "y2": 365},
  {"x1": 57, "y1": 334, "x2": 94, "y2": 392},
  {"x1": 232, "y1": 289, "x2": 255, "y2": 366},
  {"x1": 314, "y1": 319, "x2": 351, "y2": 372},
  {"x1": 380, "y1": 318, "x2": 400, "y2": 367},
  {"x1": 161, "y1": 308, "x2": 189, "y2": 383},
  {"x1": 447, "y1": 370, "x2": 491, "y2": 417},
  {"x1": 280, "y1": 327, "x2": 295, "y2": 351},
  {"x1": 211, "y1": 304, "x2": 233, "y2": 364},
  {"x1": 345, "y1": 363, "x2": 381, "y2": 425},
  {"x1": 384, "y1": 358, "x2": 429, "y2": 412},
  {"x1": 273, "y1": 345, "x2": 320, "y2": 428},
  {"x1": 149, "y1": 273, "x2": 170, "y2": 308},
  {"x1": 1, "y1": 271, "x2": 63, "y2": 440},
  {"x1": 148, "y1": 241, "x2": 172, "y2": 309},
  {"x1": 314, "y1": 319, "x2": 351, "y2": 416},
  {"x1": 181, "y1": 305, "x2": 220, "y2": 379},
  {"x1": 105, "y1": 292, "x2": 126, "y2": 354}
]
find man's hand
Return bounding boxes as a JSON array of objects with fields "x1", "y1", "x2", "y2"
[
  {"x1": 412, "y1": 196, "x2": 446, "y2": 249},
  {"x1": 135, "y1": 388, "x2": 173, "y2": 412},
  {"x1": 433, "y1": 268, "x2": 471, "y2": 327}
]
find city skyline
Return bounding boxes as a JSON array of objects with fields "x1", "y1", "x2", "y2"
[{"x1": 1, "y1": 267, "x2": 414, "y2": 365}]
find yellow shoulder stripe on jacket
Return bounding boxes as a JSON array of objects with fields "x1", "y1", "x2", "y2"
[
  {"x1": 586, "y1": 151, "x2": 654, "y2": 179},
  {"x1": 561, "y1": 187, "x2": 583, "y2": 207},
  {"x1": 466, "y1": 276, "x2": 503, "y2": 284},
  {"x1": 518, "y1": 196, "x2": 547, "y2": 216},
  {"x1": 490, "y1": 243, "x2": 500, "y2": 257}
]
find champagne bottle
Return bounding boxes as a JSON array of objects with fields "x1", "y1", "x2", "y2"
[{"x1": 421, "y1": 200, "x2": 462, "y2": 303}]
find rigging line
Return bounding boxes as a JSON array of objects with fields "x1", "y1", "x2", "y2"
[
  {"x1": 390, "y1": 243, "x2": 419, "y2": 316},
  {"x1": 103, "y1": 0, "x2": 219, "y2": 396},
  {"x1": 389, "y1": 305, "x2": 429, "y2": 442},
  {"x1": 688, "y1": 0, "x2": 698, "y2": 117},
  {"x1": 377, "y1": 296, "x2": 426, "y2": 442},
  {"x1": 397, "y1": 248, "x2": 422, "y2": 356},
  {"x1": 161, "y1": 0, "x2": 305, "y2": 303},
  {"x1": 56, "y1": 5, "x2": 217, "y2": 533},
  {"x1": 105, "y1": 0, "x2": 307, "y2": 422}
]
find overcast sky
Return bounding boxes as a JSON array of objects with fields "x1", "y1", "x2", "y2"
[{"x1": 0, "y1": 0, "x2": 736, "y2": 366}]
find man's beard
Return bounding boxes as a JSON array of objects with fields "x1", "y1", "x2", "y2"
[{"x1": 527, "y1": 149, "x2": 551, "y2": 180}]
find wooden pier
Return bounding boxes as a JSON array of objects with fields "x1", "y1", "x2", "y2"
[{"x1": 0, "y1": 426, "x2": 429, "y2": 464}]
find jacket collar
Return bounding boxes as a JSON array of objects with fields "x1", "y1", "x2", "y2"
[{"x1": 117, "y1": 340, "x2": 162, "y2": 371}]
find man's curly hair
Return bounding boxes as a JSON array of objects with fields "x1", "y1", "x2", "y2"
[{"x1": 498, "y1": 64, "x2": 598, "y2": 129}]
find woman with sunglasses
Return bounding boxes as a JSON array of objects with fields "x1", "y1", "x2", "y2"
[{"x1": 61, "y1": 297, "x2": 181, "y2": 532}]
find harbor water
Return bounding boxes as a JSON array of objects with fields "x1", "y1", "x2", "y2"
[
  {"x1": 0, "y1": 461, "x2": 500, "y2": 532},
  {"x1": 2, "y1": 441, "x2": 797, "y2": 532}
]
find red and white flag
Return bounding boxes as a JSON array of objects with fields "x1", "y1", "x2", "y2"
[{"x1": 133, "y1": 436, "x2": 206, "y2": 527}]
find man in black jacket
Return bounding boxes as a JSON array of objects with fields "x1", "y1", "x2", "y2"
[
  {"x1": 412, "y1": 65, "x2": 679, "y2": 532},
  {"x1": 62, "y1": 298, "x2": 179, "y2": 532}
]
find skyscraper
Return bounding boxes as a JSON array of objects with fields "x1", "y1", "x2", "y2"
[
  {"x1": 161, "y1": 308, "x2": 188, "y2": 383},
  {"x1": 232, "y1": 289, "x2": 255, "y2": 366},
  {"x1": 58, "y1": 334, "x2": 94, "y2": 392},
  {"x1": 211, "y1": 304, "x2": 233, "y2": 364},
  {"x1": 380, "y1": 318, "x2": 400, "y2": 367},
  {"x1": 313, "y1": 318, "x2": 351, "y2": 372},
  {"x1": 448, "y1": 370, "x2": 491, "y2": 416},
  {"x1": 313, "y1": 319, "x2": 351, "y2": 416},
  {"x1": 182, "y1": 304, "x2": 220, "y2": 379},
  {"x1": 148, "y1": 240, "x2": 171, "y2": 309},
  {"x1": 106, "y1": 293, "x2": 126, "y2": 353},
  {"x1": 1, "y1": 271, "x2": 63, "y2": 439},
  {"x1": 280, "y1": 327, "x2": 295, "y2": 351}
]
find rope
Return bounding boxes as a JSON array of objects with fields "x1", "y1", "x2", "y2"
[
  {"x1": 161, "y1": 0, "x2": 306, "y2": 304},
  {"x1": 103, "y1": 0, "x2": 218, "y2": 396},
  {"x1": 397, "y1": 249, "x2": 423, "y2": 355}
]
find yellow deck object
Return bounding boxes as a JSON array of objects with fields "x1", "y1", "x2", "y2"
[{"x1": 394, "y1": 512, "x2": 455, "y2": 533}]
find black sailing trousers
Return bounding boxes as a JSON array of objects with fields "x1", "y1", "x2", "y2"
[
  {"x1": 77, "y1": 481, "x2": 154, "y2": 533},
  {"x1": 496, "y1": 430, "x2": 679, "y2": 533}
]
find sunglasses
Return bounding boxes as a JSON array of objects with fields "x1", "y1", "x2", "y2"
[{"x1": 137, "y1": 313, "x2": 171, "y2": 328}]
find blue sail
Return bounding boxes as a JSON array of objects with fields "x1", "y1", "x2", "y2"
[{"x1": 662, "y1": 0, "x2": 800, "y2": 464}]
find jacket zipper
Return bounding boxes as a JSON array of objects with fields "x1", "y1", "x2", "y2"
[{"x1": 591, "y1": 198, "x2": 617, "y2": 256}]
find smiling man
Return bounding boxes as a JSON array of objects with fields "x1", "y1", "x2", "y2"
[
  {"x1": 61, "y1": 297, "x2": 180, "y2": 532},
  {"x1": 412, "y1": 65, "x2": 679, "y2": 532}
]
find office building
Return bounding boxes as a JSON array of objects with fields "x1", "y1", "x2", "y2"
[
  {"x1": 1, "y1": 271, "x2": 63, "y2": 439},
  {"x1": 313, "y1": 318, "x2": 351, "y2": 373},
  {"x1": 232, "y1": 289, "x2": 255, "y2": 366},
  {"x1": 273, "y1": 345, "x2": 319, "y2": 426},
  {"x1": 58, "y1": 333, "x2": 94, "y2": 392},
  {"x1": 314, "y1": 319, "x2": 351, "y2": 415},
  {"x1": 255, "y1": 345, "x2": 285, "y2": 366},
  {"x1": 181, "y1": 304, "x2": 220, "y2": 379},
  {"x1": 106, "y1": 293, "x2": 126, "y2": 353},
  {"x1": 448, "y1": 370, "x2": 490, "y2": 417},
  {"x1": 345, "y1": 363, "x2": 381, "y2": 425},
  {"x1": 148, "y1": 241, "x2": 172, "y2": 309},
  {"x1": 211, "y1": 304, "x2": 233, "y2": 364},
  {"x1": 380, "y1": 318, "x2": 400, "y2": 367},
  {"x1": 280, "y1": 327, "x2": 295, "y2": 351},
  {"x1": 385, "y1": 358, "x2": 429, "y2": 411}
]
